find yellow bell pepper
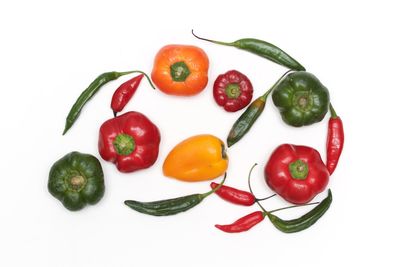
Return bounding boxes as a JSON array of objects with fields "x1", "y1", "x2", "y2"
[{"x1": 163, "y1": 134, "x2": 229, "y2": 181}]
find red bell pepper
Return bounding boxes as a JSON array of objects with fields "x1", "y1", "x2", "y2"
[
  {"x1": 98, "y1": 111, "x2": 161, "y2": 173},
  {"x1": 213, "y1": 70, "x2": 253, "y2": 112},
  {"x1": 264, "y1": 144, "x2": 329, "y2": 204}
]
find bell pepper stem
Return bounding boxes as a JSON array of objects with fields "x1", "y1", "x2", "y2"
[
  {"x1": 191, "y1": 30, "x2": 234, "y2": 47},
  {"x1": 201, "y1": 173, "x2": 227, "y2": 199},
  {"x1": 329, "y1": 103, "x2": 338, "y2": 118}
]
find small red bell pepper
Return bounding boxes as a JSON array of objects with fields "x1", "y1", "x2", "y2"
[
  {"x1": 98, "y1": 111, "x2": 161, "y2": 173},
  {"x1": 213, "y1": 70, "x2": 253, "y2": 112},
  {"x1": 264, "y1": 144, "x2": 329, "y2": 204}
]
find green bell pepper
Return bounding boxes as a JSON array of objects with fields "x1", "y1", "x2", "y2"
[
  {"x1": 48, "y1": 151, "x2": 105, "y2": 211},
  {"x1": 272, "y1": 71, "x2": 330, "y2": 127}
]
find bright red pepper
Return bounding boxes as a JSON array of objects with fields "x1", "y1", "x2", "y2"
[
  {"x1": 213, "y1": 70, "x2": 253, "y2": 112},
  {"x1": 98, "y1": 111, "x2": 161, "y2": 173},
  {"x1": 111, "y1": 72, "x2": 155, "y2": 117},
  {"x1": 210, "y1": 182, "x2": 255, "y2": 206},
  {"x1": 215, "y1": 211, "x2": 265, "y2": 233},
  {"x1": 326, "y1": 104, "x2": 344, "y2": 175},
  {"x1": 264, "y1": 144, "x2": 329, "y2": 204}
]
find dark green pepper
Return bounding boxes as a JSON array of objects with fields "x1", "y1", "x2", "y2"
[
  {"x1": 48, "y1": 151, "x2": 105, "y2": 211},
  {"x1": 227, "y1": 71, "x2": 291, "y2": 147},
  {"x1": 124, "y1": 173, "x2": 226, "y2": 216},
  {"x1": 266, "y1": 189, "x2": 332, "y2": 233},
  {"x1": 272, "y1": 71, "x2": 330, "y2": 127}
]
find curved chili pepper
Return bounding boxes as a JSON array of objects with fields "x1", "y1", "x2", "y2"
[
  {"x1": 213, "y1": 70, "x2": 253, "y2": 112},
  {"x1": 215, "y1": 211, "x2": 265, "y2": 233},
  {"x1": 210, "y1": 182, "x2": 255, "y2": 206},
  {"x1": 266, "y1": 189, "x2": 332, "y2": 233},
  {"x1": 124, "y1": 174, "x2": 226, "y2": 216},
  {"x1": 326, "y1": 104, "x2": 344, "y2": 174},
  {"x1": 192, "y1": 30, "x2": 305, "y2": 71},
  {"x1": 227, "y1": 71, "x2": 290, "y2": 147},
  {"x1": 111, "y1": 72, "x2": 155, "y2": 117},
  {"x1": 63, "y1": 70, "x2": 148, "y2": 135}
]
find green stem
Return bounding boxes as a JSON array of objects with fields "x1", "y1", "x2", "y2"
[
  {"x1": 119, "y1": 70, "x2": 156, "y2": 90},
  {"x1": 329, "y1": 103, "x2": 338, "y2": 118},
  {"x1": 267, "y1": 201, "x2": 320, "y2": 214},
  {"x1": 191, "y1": 29, "x2": 234, "y2": 47},
  {"x1": 256, "y1": 194, "x2": 276, "y2": 201},
  {"x1": 247, "y1": 163, "x2": 269, "y2": 213},
  {"x1": 201, "y1": 173, "x2": 227, "y2": 198},
  {"x1": 260, "y1": 69, "x2": 292, "y2": 101}
]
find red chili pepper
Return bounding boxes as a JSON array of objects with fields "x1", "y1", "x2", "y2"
[
  {"x1": 264, "y1": 144, "x2": 329, "y2": 204},
  {"x1": 111, "y1": 71, "x2": 155, "y2": 117},
  {"x1": 326, "y1": 104, "x2": 344, "y2": 174},
  {"x1": 98, "y1": 111, "x2": 161, "y2": 173},
  {"x1": 213, "y1": 70, "x2": 253, "y2": 112},
  {"x1": 210, "y1": 182, "x2": 255, "y2": 206},
  {"x1": 215, "y1": 211, "x2": 265, "y2": 233}
]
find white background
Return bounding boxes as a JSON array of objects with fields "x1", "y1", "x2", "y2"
[{"x1": 1, "y1": 0, "x2": 399, "y2": 266}]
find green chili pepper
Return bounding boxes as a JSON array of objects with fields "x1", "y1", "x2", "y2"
[
  {"x1": 192, "y1": 30, "x2": 305, "y2": 71},
  {"x1": 124, "y1": 173, "x2": 227, "y2": 216},
  {"x1": 227, "y1": 71, "x2": 291, "y2": 147},
  {"x1": 62, "y1": 70, "x2": 154, "y2": 135},
  {"x1": 266, "y1": 189, "x2": 332, "y2": 233}
]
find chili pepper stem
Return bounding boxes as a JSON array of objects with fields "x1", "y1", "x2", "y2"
[
  {"x1": 256, "y1": 194, "x2": 276, "y2": 201},
  {"x1": 201, "y1": 173, "x2": 227, "y2": 199},
  {"x1": 247, "y1": 163, "x2": 269, "y2": 214},
  {"x1": 123, "y1": 70, "x2": 156, "y2": 90},
  {"x1": 260, "y1": 70, "x2": 293, "y2": 101},
  {"x1": 329, "y1": 103, "x2": 338, "y2": 118},
  {"x1": 113, "y1": 111, "x2": 117, "y2": 118},
  {"x1": 191, "y1": 30, "x2": 234, "y2": 47},
  {"x1": 267, "y1": 201, "x2": 320, "y2": 214}
]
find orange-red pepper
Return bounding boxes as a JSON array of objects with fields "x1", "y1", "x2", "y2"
[{"x1": 151, "y1": 45, "x2": 209, "y2": 96}]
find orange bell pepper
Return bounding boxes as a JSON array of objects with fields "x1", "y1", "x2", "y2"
[
  {"x1": 151, "y1": 45, "x2": 209, "y2": 96},
  {"x1": 163, "y1": 134, "x2": 228, "y2": 181}
]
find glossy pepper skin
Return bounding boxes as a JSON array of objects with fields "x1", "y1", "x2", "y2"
[
  {"x1": 267, "y1": 189, "x2": 332, "y2": 233},
  {"x1": 215, "y1": 211, "x2": 265, "y2": 233},
  {"x1": 63, "y1": 70, "x2": 140, "y2": 135},
  {"x1": 326, "y1": 104, "x2": 344, "y2": 174},
  {"x1": 272, "y1": 71, "x2": 330, "y2": 127},
  {"x1": 163, "y1": 134, "x2": 228, "y2": 181},
  {"x1": 125, "y1": 174, "x2": 226, "y2": 216},
  {"x1": 48, "y1": 151, "x2": 105, "y2": 211},
  {"x1": 111, "y1": 74, "x2": 144, "y2": 116},
  {"x1": 192, "y1": 30, "x2": 305, "y2": 71},
  {"x1": 99, "y1": 111, "x2": 161, "y2": 173},
  {"x1": 213, "y1": 70, "x2": 253, "y2": 112},
  {"x1": 210, "y1": 182, "x2": 255, "y2": 206},
  {"x1": 151, "y1": 45, "x2": 209, "y2": 96},
  {"x1": 110, "y1": 72, "x2": 155, "y2": 117},
  {"x1": 264, "y1": 144, "x2": 329, "y2": 204}
]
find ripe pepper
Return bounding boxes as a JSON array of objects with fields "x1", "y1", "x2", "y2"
[
  {"x1": 48, "y1": 151, "x2": 105, "y2": 211},
  {"x1": 163, "y1": 134, "x2": 228, "y2": 181},
  {"x1": 213, "y1": 70, "x2": 253, "y2": 112},
  {"x1": 272, "y1": 71, "x2": 330, "y2": 127},
  {"x1": 111, "y1": 72, "x2": 155, "y2": 117},
  {"x1": 264, "y1": 144, "x2": 329, "y2": 204},
  {"x1": 151, "y1": 44, "x2": 209, "y2": 96},
  {"x1": 98, "y1": 111, "x2": 161, "y2": 173},
  {"x1": 326, "y1": 104, "x2": 344, "y2": 174}
]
